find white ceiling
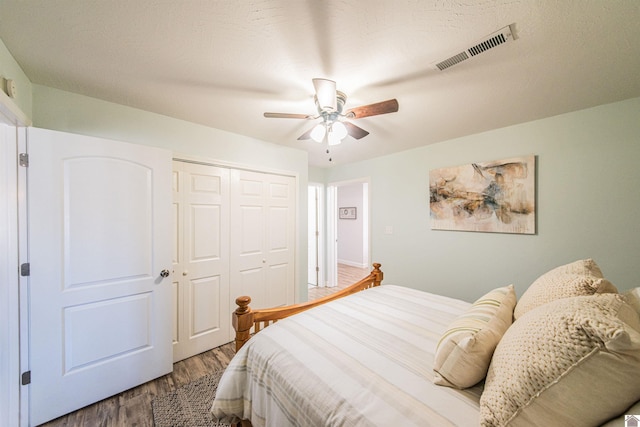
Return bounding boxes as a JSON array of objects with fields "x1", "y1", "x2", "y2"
[{"x1": 1, "y1": 1, "x2": 639, "y2": 167}]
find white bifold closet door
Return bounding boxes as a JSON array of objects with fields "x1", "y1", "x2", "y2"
[
  {"x1": 172, "y1": 163, "x2": 296, "y2": 362},
  {"x1": 230, "y1": 169, "x2": 296, "y2": 310},
  {"x1": 172, "y1": 161, "x2": 231, "y2": 362}
]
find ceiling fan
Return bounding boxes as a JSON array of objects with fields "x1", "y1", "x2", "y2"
[{"x1": 264, "y1": 78, "x2": 399, "y2": 147}]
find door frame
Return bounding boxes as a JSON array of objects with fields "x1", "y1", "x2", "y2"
[
  {"x1": 307, "y1": 182, "x2": 325, "y2": 287},
  {"x1": 326, "y1": 177, "x2": 371, "y2": 287},
  {"x1": 0, "y1": 123, "x2": 22, "y2": 427},
  {"x1": 0, "y1": 92, "x2": 30, "y2": 427}
]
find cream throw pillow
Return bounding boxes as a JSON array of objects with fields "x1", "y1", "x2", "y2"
[
  {"x1": 513, "y1": 259, "x2": 617, "y2": 319},
  {"x1": 433, "y1": 285, "x2": 516, "y2": 389},
  {"x1": 480, "y1": 293, "x2": 640, "y2": 427}
]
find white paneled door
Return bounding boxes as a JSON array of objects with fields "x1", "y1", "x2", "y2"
[
  {"x1": 27, "y1": 128, "x2": 173, "y2": 426},
  {"x1": 230, "y1": 170, "x2": 295, "y2": 310},
  {"x1": 172, "y1": 161, "x2": 230, "y2": 362}
]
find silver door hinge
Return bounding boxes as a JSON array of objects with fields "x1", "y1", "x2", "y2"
[
  {"x1": 20, "y1": 263, "x2": 30, "y2": 277},
  {"x1": 21, "y1": 371, "x2": 31, "y2": 385},
  {"x1": 19, "y1": 153, "x2": 29, "y2": 167}
]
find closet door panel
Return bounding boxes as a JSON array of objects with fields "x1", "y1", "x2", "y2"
[
  {"x1": 171, "y1": 171, "x2": 181, "y2": 346},
  {"x1": 231, "y1": 170, "x2": 295, "y2": 311},
  {"x1": 265, "y1": 174, "x2": 296, "y2": 307},
  {"x1": 266, "y1": 263, "x2": 290, "y2": 308},
  {"x1": 173, "y1": 161, "x2": 230, "y2": 362},
  {"x1": 190, "y1": 275, "x2": 223, "y2": 335}
]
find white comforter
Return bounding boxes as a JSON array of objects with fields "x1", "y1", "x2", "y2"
[{"x1": 211, "y1": 285, "x2": 483, "y2": 426}]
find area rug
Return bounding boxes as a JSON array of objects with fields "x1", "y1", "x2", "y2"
[{"x1": 152, "y1": 369, "x2": 232, "y2": 427}]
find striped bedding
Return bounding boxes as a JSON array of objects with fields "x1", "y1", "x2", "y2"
[{"x1": 210, "y1": 285, "x2": 483, "y2": 426}]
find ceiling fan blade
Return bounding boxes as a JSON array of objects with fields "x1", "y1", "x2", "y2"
[
  {"x1": 312, "y1": 78, "x2": 337, "y2": 111},
  {"x1": 297, "y1": 126, "x2": 314, "y2": 140},
  {"x1": 345, "y1": 98, "x2": 399, "y2": 119},
  {"x1": 343, "y1": 121, "x2": 369, "y2": 140},
  {"x1": 264, "y1": 112, "x2": 314, "y2": 119}
]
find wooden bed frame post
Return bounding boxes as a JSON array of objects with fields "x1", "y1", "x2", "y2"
[
  {"x1": 371, "y1": 262, "x2": 383, "y2": 287},
  {"x1": 233, "y1": 296, "x2": 253, "y2": 352}
]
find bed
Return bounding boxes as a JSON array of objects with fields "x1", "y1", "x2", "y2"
[{"x1": 211, "y1": 261, "x2": 640, "y2": 426}]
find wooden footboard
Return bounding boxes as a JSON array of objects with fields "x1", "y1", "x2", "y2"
[{"x1": 233, "y1": 263, "x2": 383, "y2": 352}]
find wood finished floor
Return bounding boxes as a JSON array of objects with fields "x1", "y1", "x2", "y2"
[
  {"x1": 38, "y1": 342, "x2": 237, "y2": 427},
  {"x1": 38, "y1": 264, "x2": 368, "y2": 426},
  {"x1": 308, "y1": 263, "x2": 370, "y2": 300}
]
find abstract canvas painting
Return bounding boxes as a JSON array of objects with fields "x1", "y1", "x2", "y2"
[{"x1": 429, "y1": 155, "x2": 536, "y2": 234}]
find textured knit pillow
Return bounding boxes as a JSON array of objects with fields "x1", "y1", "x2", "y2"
[
  {"x1": 433, "y1": 285, "x2": 516, "y2": 389},
  {"x1": 480, "y1": 294, "x2": 640, "y2": 427},
  {"x1": 513, "y1": 259, "x2": 617, "y2": 319}
]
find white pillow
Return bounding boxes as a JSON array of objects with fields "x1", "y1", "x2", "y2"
[
  {"x1": 513, "y1": 259, "x2": 617, "y2": 319},
  {"x1": 480, "y1": 293, "x2": 640, "y2": 427},
  {"x1": 433, "y1": 285, "x2": 516, "y2": 389}
]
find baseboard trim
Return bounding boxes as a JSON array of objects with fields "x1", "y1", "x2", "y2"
[{"x1": 337, "y1": 259, "x2": 368, "y2": 269}]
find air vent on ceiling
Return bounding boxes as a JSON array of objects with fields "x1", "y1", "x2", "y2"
[{"x1": 434, "y1": 23, "x2": 517, "y2": 71}]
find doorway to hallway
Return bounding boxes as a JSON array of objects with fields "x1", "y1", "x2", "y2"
[
  {"x1": 308, "y1": 178, "x2": 370, "y2": 295},
  {"x1": 308, "y1": 264, "x2": 370, "y2": 300}
]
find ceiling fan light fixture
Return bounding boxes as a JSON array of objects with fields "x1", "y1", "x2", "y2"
[
  {"x1": 331, "y1": 121, "x2": 348, "y2": 140},
  {"x1": 310, "y1": 123, "x2": 326, "y2": 142},
  {"x1": 327, "y1": 130, "x2": 342, "y2": 146}
]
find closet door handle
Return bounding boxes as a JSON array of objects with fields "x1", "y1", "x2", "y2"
[{"x1": 160, "y1": 269, "x2": 171, "y2": 278}]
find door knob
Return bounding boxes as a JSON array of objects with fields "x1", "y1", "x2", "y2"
[{"x1": 160, "y1": 269, "x2": 170, "y2": 278}]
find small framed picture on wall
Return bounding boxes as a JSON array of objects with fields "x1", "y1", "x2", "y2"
[{"x1": 339, "y1": 207, "x2": 357, "y2": 219}]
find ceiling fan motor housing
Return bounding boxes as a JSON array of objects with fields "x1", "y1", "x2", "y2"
[{"x1": 315, "y1": 90, "x2": 347, "y2": 117}]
